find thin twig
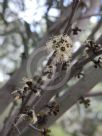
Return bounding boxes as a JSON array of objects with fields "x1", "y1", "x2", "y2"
[
  {"x1": 64, "y1": 0, "x2": 80, "y2": 34},
  {"x1": 85, "y1": 91, "x2": 102, "y2": 97},
  {"x1": 78, "y1": 12, "x2": 102, "y2": 20},
  {"x1": 29, "y1": 124, "x2": 42, "y2": 132}
]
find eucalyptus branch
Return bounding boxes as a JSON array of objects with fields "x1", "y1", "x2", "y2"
[
  {"x1": 6, "y1": 42, "x2": 102, "y2": 136},
  {"x1": 1, "y1": 1, "x2": 102, "y2": 136},
  {"x1": 11, "y1": 58, "x2": 102, "y2": 136},
  {"x1": 46, "y1": 66, "x2": 102, "y2": 129}
]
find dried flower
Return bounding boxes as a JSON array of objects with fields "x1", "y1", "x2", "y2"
[
  {"x1": 85, "y1": 40, "x2": 101, "y2": 55},
  {"x1": 47, "y1": 101, "x2": 60, "y2": 116},
  {"x1": 72, "y1": 26, "x2": 81, "y2": 35},
  {"x1": 11, "y1": 89, "x2": 25, "y2": 101},
  {"x1": 79, "y1": 97, "x2": 90, "y2": 108},
  {"x1": 22, "y1": 107, "x2": 38, "y2": 124}
]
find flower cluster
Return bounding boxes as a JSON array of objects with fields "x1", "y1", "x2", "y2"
[
  {"x1": 46, "y1": 34, "x2": 73, "y2": 63},
  {"x1": 21, "y1": 106, "x2": 38, "y2": 124}
]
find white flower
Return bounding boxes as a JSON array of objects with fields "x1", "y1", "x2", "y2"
[{"x1": 46, "y1": 34, "x2": 72, "y2": 62}]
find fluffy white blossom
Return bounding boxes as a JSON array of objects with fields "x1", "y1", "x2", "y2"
[{"x1": 46, "y1": 34, "x2": 72, "y2": 62}]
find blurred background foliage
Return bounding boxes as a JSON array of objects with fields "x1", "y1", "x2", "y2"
[{"x1": 0, "y1": 0, "x2": 102, "y2": 136}]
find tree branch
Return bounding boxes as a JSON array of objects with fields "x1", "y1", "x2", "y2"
[{"x1": 78, "y1": 12, "x2": 102, "y2": 20}]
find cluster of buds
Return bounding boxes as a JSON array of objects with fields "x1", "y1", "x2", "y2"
[
  {"x1": 19, "y1": 108, "x2": 51, "y2": 136},
  {"x1": 85, "y1": 40, "x2": 101, "y2": 55},
  {"x1": 25, "y1": 76, "x2": 43, "y2": 93},
  {"x1": 79, "y1": 97, "x2": 90, "y2": 108},
  {"x1": 72, "y1": 26, "x2": 81, "y2": 35},
  {"x1": 20, "y1": 106, "x2": 38, "y2": 124},
  {"x1": 11, "y1": 86, "x2": 30, "y2": 101},
  {"x1": 47, "y1": 101, "x2": 60, "y2": 116},
  {"x1": 11, "y1": 76, "x2": 42, "y2": 102}
]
